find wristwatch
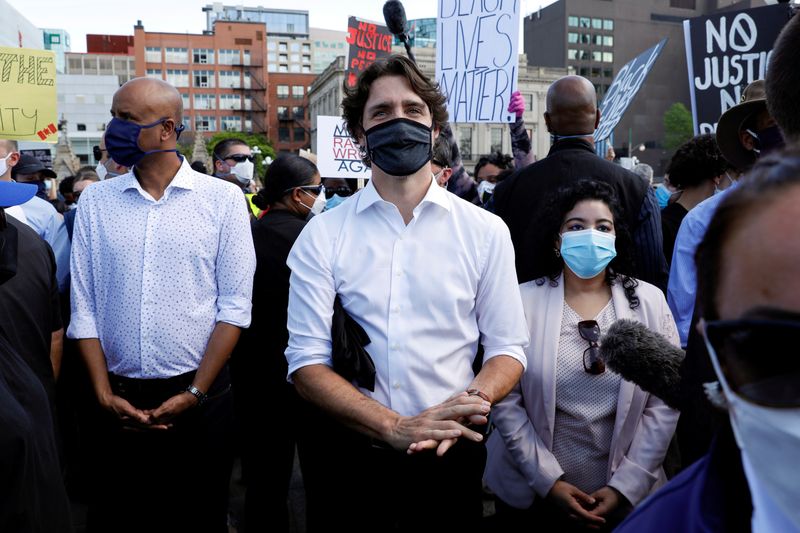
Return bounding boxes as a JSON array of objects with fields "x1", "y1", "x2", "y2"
[{"x1": 185, "y1": 385, "x2": 207, "y2": 406}]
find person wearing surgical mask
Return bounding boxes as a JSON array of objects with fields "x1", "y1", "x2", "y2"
[
  {"x1": 93, "y1": 136, "x2": 129, "y2": 180},
  {"x1": 234, "y1": 153, "x2": 321, "y2": 531},
  {"x1": 212, "y1": 138, "x2": 255, "y2": 193},
  {"x1": 485, "y1": 178, "x2": 679, "y2": 531},
  {"x1": 617, "y1": 149, "x2": 800, "y2": 533},
  {"x1": 474, "y1": 152, "x2": 513, "y2": 206}
]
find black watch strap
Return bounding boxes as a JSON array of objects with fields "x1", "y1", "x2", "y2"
[{"x1": 185, "y1": 385, "x2": 207, "y2": 406}]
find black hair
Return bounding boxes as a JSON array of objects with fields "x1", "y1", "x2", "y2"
[
  {"x1": 253, "y1": 153, "x2": 318, "y2": 209},
  {"x1": 212, "y1": 138, "x2": 249, "y2": 161},
  {"x1": 59, "y1": 176, "x2": 76, "y2": 196},
  {"x1": 474, "y1": 152, "x2": 513, "y2": 179},
  {"x1": 531, "y1": 179, "x2": 639, "y2": 309},
  {"x1": 766, "y1": 12, "x2": 800, "y2": 143},
  {"x1": 190, "y1": 161, "x2": 209, "y2": 175},
  {"x1": 666, "y1": 134, "x2": 729, "y2": 190},
  {"x1": 697, "y1": 148, "x2": 800, "y2": 321},
  {"x1": 432, "y1": 134, "x2": 455, "y2": 168}
]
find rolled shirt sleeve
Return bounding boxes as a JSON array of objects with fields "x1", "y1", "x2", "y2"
[
  {"x1": 215, "y1": 187, "x2": 256, "y2": 328},
  {"x1": 67, "y1": 192, "x2": 98, "y2": 340}
]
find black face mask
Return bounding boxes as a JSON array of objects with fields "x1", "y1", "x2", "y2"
[
  {"x1": 747, "y1": 125, "x2": 785, "y2": 158},
  {"x1": 0, "y1": 209, "x2": 18, "y2": 285},
  {"x1": 365, "y1": 118, "x2": 432, "y2": 177}
]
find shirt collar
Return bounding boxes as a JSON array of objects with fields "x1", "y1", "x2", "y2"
[
  {"x1": 355, "y1": 174, "x2": 451, "y2": 215},
  {"x1": 121, "y1": 157, "x2": 195, "y2": 195}
]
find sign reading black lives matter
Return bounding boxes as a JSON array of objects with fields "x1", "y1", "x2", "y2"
[
  {"x1": 435, "y1": 0, "x2": 520, "y2": 123},
  {"x1": 683, "y1": 4, "x2": 787, "y2": 135},
  {"x1": 593, "y1": 39, "x2": 667, "y2": 144}
]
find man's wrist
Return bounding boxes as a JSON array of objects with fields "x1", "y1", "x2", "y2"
[
  {"x1": 466, "y1": 388, "x2": 492, "y2": 404},
  {"x1": 184, "y1": 385, "x2": 207, "y2": 406}
]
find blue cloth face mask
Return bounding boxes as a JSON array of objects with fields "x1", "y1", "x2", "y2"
[
  {"x1": 105, "y1": 117, "x2": 185, "y2": 168},
  {"x1": 560, "y1": 228, "x2": 617, "y2": 279},
  {"x1": 325, "y1": 194, "x2": 346, "y2": 211},
  {"x1": 655, "y1": 183, "x2": 680, "y2": 209}
]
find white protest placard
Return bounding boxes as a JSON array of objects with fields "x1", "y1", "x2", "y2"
[
  {"x1": 436, "y1": 0, "x2": 520, "y2": 123},
  {"x1": 316, "y1": 115, "x2": 372, "y2": 180}
]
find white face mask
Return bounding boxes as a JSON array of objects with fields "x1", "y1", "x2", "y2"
[
  {"x1": 231, "y1": 159, "x2": 254, "y2": 185},
  {"x1": 299, "y1": 188, "x2": 326, "y2": 219},
  {"x1": 0, "y1": 153, "x2": 12, "y2": 177},
  {"x1": 95, "y1": 161, "x2": 108, "y2": 180},
  {"x1": 704, "y1": 335, "x2": 800, "y2": 528},
  {"x1": 477, "y1": 180, "x2": 496, "y2": 198}
]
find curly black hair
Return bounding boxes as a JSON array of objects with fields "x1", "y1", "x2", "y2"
[
  {"x1": 666, "y1": 134, "x2": 730, "y2": 190},
  {"x1": 474, "y1": 151, "x2": 513, "y2": 180},
  {"x1": 531, "y1": 179, "x2": 640, "y2": 309}
]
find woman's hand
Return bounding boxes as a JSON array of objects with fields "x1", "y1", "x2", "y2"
[{"x1": 546, "y1": 480, "x2": 606, "y2": 527}]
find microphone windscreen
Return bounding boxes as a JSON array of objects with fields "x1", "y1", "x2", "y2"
[
  {"x1": 599, "y1": 319, "x2": 685, "y2": 409},
  {"x1": 383, "y1": 0, "x2": 408, "y2": 36}
]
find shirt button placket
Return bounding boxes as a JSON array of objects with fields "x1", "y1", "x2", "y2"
[
  {"x1": 141, "y1": 204, "x2": 157, "y2": 374},
  {"x1": 387, "y1": 233, "x2": 405, "y2": 409}
]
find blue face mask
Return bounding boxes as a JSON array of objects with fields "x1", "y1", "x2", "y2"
[
  {"x1": 325, "y1": 194, "x2": 346, "y2": 211},
  {"x1": 655, "y1": 183, "x2": 681, "y2": 209},
  {"x1": 560, "y1": 229, "x2": 617, "y2": 279},
  {"x1": 105, "y1": 117, "x2": 185, "y2": 168}
]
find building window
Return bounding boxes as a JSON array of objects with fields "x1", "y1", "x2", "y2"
[
  {"x1": 603, "y1": 19, "x2": 614, "y2": 30},
  {"x1": 302, "y1": 43, "x2": 310, "y2": 53},
  {"x1": 145, "y1": 47, "x2": 161, "y2": 63},
  {"x1": 193, "y1": 70, "x2": 215, "y2": 88},
  {"x1": 579, "y1": 66, "x2": 590, "y2": 77},
  {"x1": 181, "y1": 93, "x2": 190, "y2": 110},
  {"x1": 290, "y1": 42, "x2": 300, "y2": 52},
  {"x1": 279, "y1": 54, "x2": 288, "y2": 62},
  {"x1": 592, "y1": 18, "x2": 603, "y2": 29},
  {"x1": 567, "y1": 49, "x2": 578, "y2": 60},
  {"x1": 593, "y1": 34, "x2": 603, "y2": 46},
  {"x1": 603, "y1": 52, "x2": 613, "y2": 63},
  {"x1": 525, "y1": 94, "x2": 534, "y2": 112},
  {"x1": 568, "y1": 32, "x2": 579, "y2": 44},
  {"x1": 165, "y1": 47, "x2": 188, "y2": 63},
  {"x1": 279, "y1": 127, "x2": 291, "y2": 142},
  {"x1": 290, "y1": 64, "x2": 301, "y2": 73},
  {"x1": 293, "y1": 106, "x2": 304, "y2": 120},
  {"x1": 591, "y1": 67, "x2": 601, "y2": 77},
  {"x1": 166, "y1": 69, "x2": 189, "y2": 87},
  {"x1": 302, "y1": 65, "x2": 311, "y2": 73},
  {"x1": 302, "y1": 54, "x2": 311, "y2": 63},
  {"x1": 292, "y1": 85, "x2": 304, "y2": 98},
  {"x1": 490, "y1": 128, "x2": 503, "y2": 154},
  {"x1": 279, "y1": 65, "x2": 288, "y2": 73},
  {"x1": 193, "y1": 48, "x2": 215, "y2": 64},
  {"x1": 459, "y1": 127, "x2": 472, "y2": 160},
  {"x1": 218, "y1": 70, "x2": 241, "y2": 89},
  {"x1": 50, "y1": 34, "x2": 61, "y2": 44},
  {"x1": 193, "y1": 93, "x2": 216, "y2": 110},
  {"x1": 268, "y1": 63, "x2": 277, "y2": 73},
  {"x1": 290, "y1": 54, "x2": 300, "y2": 63},
  {"x1": 603, "y1": 68, "x2": 613, "y2": 78},
  {"x1": 279, "y1": 42, "x2": 287, "y2": 52},
  {"x1": 267, "y1": 41, "x2": 276, "y2": 51},
  {"x1": 218, "y1": 49, "x2": 240, "y2": 65},
  {"x1": 220, "y1": 94, "x2": 241, "y2": 110},
  {"x1": 568, "y1": 16, "x2": 578, "y2": 27},
  {"x1": 581, "y1": 33, "x2": 590, "y2": 44},
  {"x1": 243, "y1": 50, "x2": 251, "y2": 65},
  {"x1": 293, "y1": 128, "x2": 305, "y2": 142},
  {"x1": 592, "y1": 51, "x2": 602, "y2": 62},
  {"x1": 277, "y1": 106, "x2": 289, "y2": 119},
  {"x1": 603, "y1": 35, "x2": 614, "y2": 47},
  {"x1": 194, "y1": 115, "x2": 216, "y2": 132},
  {"x1": 277, "y1": 85, "x2": 289, "y2": 99},
  {"x1": 579, "y1": 17, "x2": 590, "y2": 28},
  {"x1": 77, "y1": 123, "x2": 86, "y2": 131},
  {"x1": 146, "y1": 68, "x2": 162, "y2": 79},
  {"x1": 221, "y1": 116, "x2": 242, "y2": 131}
]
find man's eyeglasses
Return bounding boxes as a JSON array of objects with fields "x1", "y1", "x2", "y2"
[
  {"x1": 703, "y1": 309, "x2": 800, "y2": 408},
  {"x1": 325, "y1": 186, "x2": 352, "y2": 199},
  {"x1": 224, "y1": 154, "x2": 255, "y2": 163},
  {"x1": 578, "y1": 320, "x2": 605, "y2": 375},
  {"x1": 93, "y1": 146, "x2": 106, "y2": 161}
]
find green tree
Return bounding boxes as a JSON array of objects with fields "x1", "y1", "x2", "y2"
[
  {"x1": 663, "y1": 103, "x2": 694, "y2": 151},
  {"x1": 205, "y1": 131, "x2": 276, "y2": 179}
]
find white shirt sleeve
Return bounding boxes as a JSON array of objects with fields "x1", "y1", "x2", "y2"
[
  {"x1": 215, "y1": 188, "x2": 256, "y2": 327},
  {"x1": 285, "y1": 217, "x2": 337, "y2": 379},
  {"x1": 67, "y1": 193, "x2": 98, "y2": 339},
  {"x1": 475, "y1": 217, "x2": 529, "y2": 368}
]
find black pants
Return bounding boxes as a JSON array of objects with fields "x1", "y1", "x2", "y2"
[
  {"x1": 86, "y1": 368, "x2": 234, "y2": 533},
  {"x1": 300, "y1": 415, "x2": 487, "y2": 533},
  {"x1": 492, "y1": 494, "x2": 631, "y2": 532}
]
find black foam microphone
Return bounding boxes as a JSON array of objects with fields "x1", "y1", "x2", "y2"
[
  {"x1": 599, "y1": 319, "x2": 685, "y2": 409},
  {"x1": 383, "y1": 0, "x2": 416, "y2": 64}
]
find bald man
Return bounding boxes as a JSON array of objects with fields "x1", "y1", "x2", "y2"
[
  {"x1": 67, "y1": 78, "x2": 256, "y2": 533},
  {"x1": 492, "y1": 75, "x2": 668, "y2": 291}
]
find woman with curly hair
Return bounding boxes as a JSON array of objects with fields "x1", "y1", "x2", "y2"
[{"x1": 484, "y1": 179, "x2": 680, "y2": 531}]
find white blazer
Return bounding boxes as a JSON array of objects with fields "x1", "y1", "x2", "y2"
[{"x1": 484, "y1": 275, "x2": 680, "y2": 509}]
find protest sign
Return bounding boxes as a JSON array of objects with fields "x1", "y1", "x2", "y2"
[
  {"x1": 0, "y1": 47, "x2": 58, "y2": 143},
  {"x1": 316, "y1": 115, "x2": 372, "y2": 180},
  {"x1": 683, "y1": 4, "x2": 786, "y2": 135},
  {"x1": 346, "y1": 17, "x2": 393, "y2": 88},
  {"x1": 436, "y1": 0, "x2": 520, "y2": 123},
  {"x1": 594, "y1": 39, "x2": 666, "y2": 144}
]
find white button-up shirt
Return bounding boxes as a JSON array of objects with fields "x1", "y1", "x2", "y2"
[
  {"x1": 286, "y1": 178, "x2": 529, "y2": 416},
  {"x1": 68, "y1": 159, "x2": 255, "y2": 378}
]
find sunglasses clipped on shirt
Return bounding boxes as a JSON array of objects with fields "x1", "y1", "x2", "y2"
[
  {"x1": 703, "y1": 308, "x2": 800, "y2": 408},
  {"x1": 578, "y1": 320, "x2": 606, "y2": 375},
  {"x1": 224, "y1": 154, "x2": 255, "y2": 163}
]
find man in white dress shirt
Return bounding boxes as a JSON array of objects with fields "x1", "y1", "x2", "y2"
[
  {"x1": 285, "y1": 55, "x2": 529, "y2": 531},
  {"x1": 68, "y1": 78, "x2": 255, "y2": 533}
]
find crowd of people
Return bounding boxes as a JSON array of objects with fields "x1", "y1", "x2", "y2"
[{"x1": 1, "y1": 10, "x2": 799, "y2": 533}]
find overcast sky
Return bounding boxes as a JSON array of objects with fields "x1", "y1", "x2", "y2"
[{"x1": 8, "y1": 0, "x2": 556, "y2": 52}]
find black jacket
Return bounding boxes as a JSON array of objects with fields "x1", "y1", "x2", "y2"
[{"x1": 493, "y1": 138, "x2": 668, "y2": 291}]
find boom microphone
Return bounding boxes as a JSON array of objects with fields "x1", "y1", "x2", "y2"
[
  {"x1": 383, "y1": 0, "x2": 416, "y2": 64},
  {"x1": 599, "y1": 319, "x2": 685, "y2": 409}
]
